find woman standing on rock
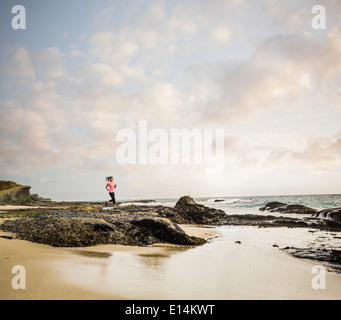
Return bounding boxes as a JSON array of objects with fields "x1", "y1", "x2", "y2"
[{"x1": 105, "y1": 176, "x2": 117, "y2": 207}]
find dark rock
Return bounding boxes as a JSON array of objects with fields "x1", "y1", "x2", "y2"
[
  {"x1": 0, "y1": 212, "x2": 205, "y2": 247},
  {"x1": 259, "y1": 202, "x2": 318, "y2": 215},
  {"x1": 281, "y1": 246, "x2": 341, "y2": 273},
  {"x1": 259, "y1": 202, "x2": 286, "y2": 211},
  {"x1": 129, "y1": 217, "x2": 205, "y2": 246},
  {"x1": 174, "y1": 196, "x2": 227, "y2": 225},
  {"x1": 175, "y1": 196, "x2": 197, "y2": 207},
  {"x1": 312, "y1": 208, "x2": 341, "y2": 225}
]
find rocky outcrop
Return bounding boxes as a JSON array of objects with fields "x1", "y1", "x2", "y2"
[
  {"x1": 259, "y1": 201, "x2": 341, "y2": 226},
  {"x1": 259, "y1": 202, "x2": 318, "y2": 215},
  {"x1": 0, "y1": 211, "x2": 206, "y2": 247},
  {"x1": 30, "y1": 194, "x2": 52, "y2": 202},
  {"x1": 174, "y1": 196, "x2": 227, "y2": 225},
  {"x1": 312, "y1": 208, "x2": 341, "y2": 225},
  {"x1": 0, "y1": 181, "x2": 31, "y2": 205}
]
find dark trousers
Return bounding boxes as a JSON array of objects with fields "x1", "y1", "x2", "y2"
[{"x1": 108, "y1": 192, "x2": 116, "y2": 204}]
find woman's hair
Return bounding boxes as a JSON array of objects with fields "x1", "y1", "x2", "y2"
[{"x1": 105, "y1": 176, "x2": 113, "y2": 182}]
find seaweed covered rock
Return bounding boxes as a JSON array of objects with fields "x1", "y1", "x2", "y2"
[
  {"x1": 69, "y1": 204, "x2": 104, "y2": 214},
  {"x1": 0, "y1": 212, "x2": 206, "y2": 247},
  {"x1": 174, "y1": 196, "x2": 227, "y2": 225}
]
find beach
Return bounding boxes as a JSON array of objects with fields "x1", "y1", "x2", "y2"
[
  {"x1": 0, "y1": 225, "x2": 216, "y2": 300},
  {"x1": 1, "y1": 223, "x2": 340, "y2": 300}
]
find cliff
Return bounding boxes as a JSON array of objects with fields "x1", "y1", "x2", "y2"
[{"x1": 0, "y1": 181, "x2": 31, "y2": 205}]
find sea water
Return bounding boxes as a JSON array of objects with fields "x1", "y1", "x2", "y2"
[{"x1": 120, "y1": 194, "x2": 341, "y2": 218}]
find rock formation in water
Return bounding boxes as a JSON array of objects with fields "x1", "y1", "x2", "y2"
[
  {"x1": 312, "y1": 208, "x2": 341, "y2": 225},
  {"x1": 174, "y1": 195, "x2": 227, "y2": 225},
  {"x1": 259, "y1": 201, "x2": 318, "y2": 215}
]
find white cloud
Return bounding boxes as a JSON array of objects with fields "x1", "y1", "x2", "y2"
[
  {"x1": 1, "y1": 0, "x2": 341, "y2": 198},
  {"x1": 181, "y1": 31, "x2": 341, "y2": 125},
  {"x1": 210, "y1": 26, "x2": 231, "y2": 43},
  {"x1": 5, "y1": 47, "x2": 35, "y2": 79},
  {"x1": 31, "y1": 47, "x2": 67, "y2": 79}
]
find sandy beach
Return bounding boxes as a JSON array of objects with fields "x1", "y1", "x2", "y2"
[
  {"x1": 0, "y1": 205, "x2": 42, "y2": 211},
  {"x1": 1, "y1": 224, "x2": 340, "y2": 300}
]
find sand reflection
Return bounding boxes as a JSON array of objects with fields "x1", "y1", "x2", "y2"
[
  {"x1": 73, "y1": 250, "x2": 112, "y2": 259},
  {"x1": 137, "y1": 246, "x2": 191, "y2": 267}
]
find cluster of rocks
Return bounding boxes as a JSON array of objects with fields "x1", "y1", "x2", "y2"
[
  {"x1": 281, "y1": 246, "x2": 341, "y2": 274},
  {"x1": 259, "y1": 201, "x2": 341, "y2": 230},
  {"x1": 0, "y1": 196, "x2": 229, "y2": 247},
  {"x1": 0, "y1": 211, "x2": 205, "y2": 247}
]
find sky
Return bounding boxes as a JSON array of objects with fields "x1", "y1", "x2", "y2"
[{"x1": 0, "y1": 0, "x2": 340, "y2": 201}]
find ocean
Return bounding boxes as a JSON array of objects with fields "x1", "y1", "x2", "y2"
[{"x1": 120, "y1": 194, "x2": 341, "y2": 218}]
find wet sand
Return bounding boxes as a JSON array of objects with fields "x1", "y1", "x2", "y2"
[{"x1": 1, "y1": 226, "x2": 341, "y2": 300}]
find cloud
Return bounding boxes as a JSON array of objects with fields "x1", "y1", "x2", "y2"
[
  {"x1": 1, "y1": 0, "x2": 341, "y2": 198},
  {"x1": 183, "y1": 31, "x2": 341, "y2": 125},
  {"x1": 210, "y1": 26, "x2": 231, "y2": 43},
  {"x1": 290, "y1": 135, "x2": 341, "y2": 171},
  {"x1": 31, "y1": 47, "x2": 67, "y2": 79},
  {"x1": 4, "y1": 47, "x2": 35, "y2": 79}
]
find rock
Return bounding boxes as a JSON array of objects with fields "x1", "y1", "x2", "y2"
[
  {"x1": 70, "y1": 204, "x2": 104, "y2": 214},
  {"x1": 0, "y1": 211, "x2": 206, "y2": 247},
  {"x1": 312, "y1": 208, "x2": 341, "y2": 225},
  {"x1": 175, "y1": 196, "x2": 197, "y2": 207},
  {"x1": 282, "y1": 246, "x2": 341, "y2": 273},
  {"x1": 0, "y1": 181, "x2": 31, "y2": 205},
  {"x1": 259, "y1": 202, "x2": 318, "y2": 215},
  {"x1": 259, "y1": 202, "x2": 286, "y2": 211},
  {"x1": 174, "y1": 196, "x2": 227, "y2": 225},
  {"x1": 129, "y1": 217, "x2": 206, "y2": 246},
  {"x1": 30, "y1": 194, "x2": 40, "y2": 202},
  {"x1": 30, "y1": 193, "x2": 52, "y2": 203},
  {"x1": 38, "y1": 197, "x2": 52, "y2": 202}
]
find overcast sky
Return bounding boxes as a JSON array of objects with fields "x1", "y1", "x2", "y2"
[{"x1": 0, "y1": 0, "x2": 340, "y2": 201}]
